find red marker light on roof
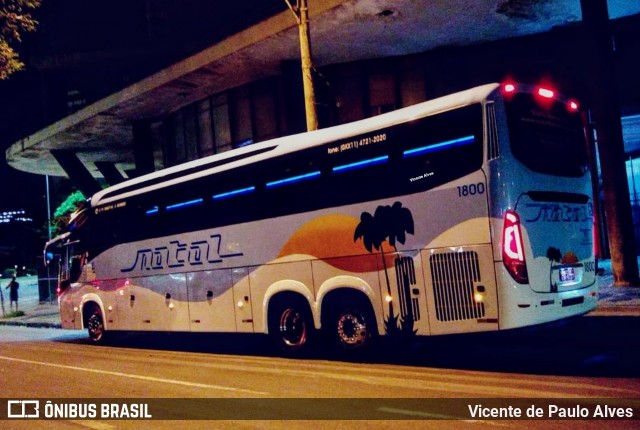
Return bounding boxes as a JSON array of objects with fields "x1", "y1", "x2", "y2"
[
  {"x1": 568, "y1": 100, "x2": 579, "y2": 111},
  {"x1": 537, "y1": 87, "x2": 554, "y2": 99},
  {"x1": 504, "y1": 83, "x2": 516, "y2": 93}
]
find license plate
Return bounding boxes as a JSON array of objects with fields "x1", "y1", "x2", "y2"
[{"x1": 559, "y1": 267, "x2": 575, "y2": 282}]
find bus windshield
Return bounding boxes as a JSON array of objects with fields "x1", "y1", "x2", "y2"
[{"x1": 504, "y1": 92, "x2": 588, "y2": 177}]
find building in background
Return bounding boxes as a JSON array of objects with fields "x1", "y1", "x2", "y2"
[{"x1": 0, "y1": 209, "x2": 36, "y2": 276}]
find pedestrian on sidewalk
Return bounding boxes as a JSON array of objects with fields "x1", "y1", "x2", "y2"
[
  {"x1": 0, "y1": 283, "x2": 4, "y2": 316},
  {"x1": 5, "y1": 276, "x2": 19, "y2": 312}
]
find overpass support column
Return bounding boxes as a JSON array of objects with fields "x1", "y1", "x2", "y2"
[
  {"x1": 132, "y1": 120, "x2": 155, "y2": 177},
  {"x1": 50, "y1": 149, "x2": 102, "y2": 197},
  {"x1": 581, "y1": 0, "x2": 639, "y2": 286}
]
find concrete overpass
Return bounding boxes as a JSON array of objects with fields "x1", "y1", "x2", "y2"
[{"x1": 5, "y1": 0, "x2": 640, "y2": 189}]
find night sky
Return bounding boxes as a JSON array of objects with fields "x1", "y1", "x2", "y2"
[{"x1": 1, "y1": 0, "x2": 288, "y2": 221}]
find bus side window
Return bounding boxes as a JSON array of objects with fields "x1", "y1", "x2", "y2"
[{"x1": 69, "y1": 255, "x2": 83, "y2": 283}]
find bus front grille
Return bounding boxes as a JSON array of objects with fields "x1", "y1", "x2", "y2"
[{"x1": 430, "y1": 251, "x2": 485, "y2": 321}]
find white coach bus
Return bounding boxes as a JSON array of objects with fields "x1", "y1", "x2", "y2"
[{"x1": 45, "y1": 82, "x2": 598, "y2": 356}]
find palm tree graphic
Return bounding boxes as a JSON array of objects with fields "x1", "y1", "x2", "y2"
[
  {"x1": 354, "y1": 202, "x2": 415, "y2": 335},
  {"x1": 546, "y1": 246, "x2": 562, "y2": 292}
]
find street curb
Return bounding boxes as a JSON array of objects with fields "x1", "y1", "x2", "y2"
[
  {"x1": 0, "y1": 320, "x2": 62, "y2": 329},
  {"x1": 586, "y1": 307, "x2": 640, "y2": 317}
]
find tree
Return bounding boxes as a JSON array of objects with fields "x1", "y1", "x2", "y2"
[
  {"x1": 546, "y1": 246, "x2": 562, "y2": 292},
  {"x1": 284, "y1": 0, "x2": 318, "y2": 131},
  {"x1": 51, "y1": 190, "x2": 86, "y2": 236},
  {"x1": 0, "y1": 0, "x2": 41, "y2": 80}
]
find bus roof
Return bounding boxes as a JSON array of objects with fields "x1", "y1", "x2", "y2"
[{"x1": 92, "y1": 83, "x2": 500, "y2": 207}]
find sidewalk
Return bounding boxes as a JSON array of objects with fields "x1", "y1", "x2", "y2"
[
  {"x1": 0, "y1": 274, "x2": 60, "y2": 328},
  {"x1": 0, "y1": 300, "x2": 61, "y2": 328},
  {"x1": 1, "y1": 262, "x2": 639, "y2": 329},
  {"x1": 588, "y1": 260, "x2": 640, "y2": 316}
]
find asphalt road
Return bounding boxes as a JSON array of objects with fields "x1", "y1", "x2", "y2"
[{"x1": 0, "y1": 322, "x2": 639, "y2": 429}]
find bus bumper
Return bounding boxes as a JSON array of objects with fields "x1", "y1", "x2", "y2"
[{"x1": 497, "y1": 268, "x2": 598, "y2": 330}]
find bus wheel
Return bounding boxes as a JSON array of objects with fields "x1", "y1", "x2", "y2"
[
  {"x1": 85, "y1": 305, "x2": 107, "y2": 344},
  {"x1": 268, "y1": 295, "x2": 314, "y2": 357},
  {"x1": 325, "y1": 298, "x2": 377, "y2": 353}
]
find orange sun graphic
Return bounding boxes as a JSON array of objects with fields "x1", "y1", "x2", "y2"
[{"x1": 278, "y1": 214, "x2": 394, "y2": 272}]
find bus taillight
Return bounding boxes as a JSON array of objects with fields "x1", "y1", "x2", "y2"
[
  {"x1": 57, "y1": 280, "x2": 70, "y2": 296},
  {"x1": 502, "y1": 210, "x2": 529, "y2": 284}
]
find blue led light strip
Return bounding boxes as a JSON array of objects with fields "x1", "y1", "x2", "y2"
[
  {"x1": 403, "y1": 135, "x2": 475, "y2": 158},
  {"x1": 332, "y1": 155, "x2": 389, "y2": 173},
  {"x1": 145, "y1": 206, "x2": 159, "y2": 216},
  {"x1": 166, "y1": 198, "x2": 203, "y2": 211},
  {"x1": 266, "y1": 171, "x2": 321, "y2": 188},
  {"x1": 213, "y1": 186, "x2": 256, "y2": 200}
]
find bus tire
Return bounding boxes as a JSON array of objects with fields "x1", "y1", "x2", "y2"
[
  {"x1": 324, "y1": 294, "x2": 377, "y2": 354},
  {"x1": 268, "y1": 294, "x2": 315, "y2": 357},
  {"x1": 84, "y1": 304, "x2": 108, "y2": 344}
]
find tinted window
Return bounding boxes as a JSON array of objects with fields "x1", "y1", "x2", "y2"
[
  {"x1": 88, "y1": 104, "x2": 483, "y2": 250},
  {"x1": 505, "y1": 93, "x2": 588, "y2": 177}
]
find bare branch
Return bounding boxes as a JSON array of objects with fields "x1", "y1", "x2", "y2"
[{"x1": 284, "y1": 0, "x2": 301, "y2": 24}]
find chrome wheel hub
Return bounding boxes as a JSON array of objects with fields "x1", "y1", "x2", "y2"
[
  {"x1": 337, "y1": 312, "x2": 367, "y2": 347},
  {"x1": 279, "y1": 308, "x2": 307, "y2": 348}
]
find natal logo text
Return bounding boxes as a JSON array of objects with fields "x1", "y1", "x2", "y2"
[
  {"x1": 121, "y1": 233, "x2": 243, "y2": 273},
  {"x1": 525, "y1": 204, "x2": 591, "y2": 223}
]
